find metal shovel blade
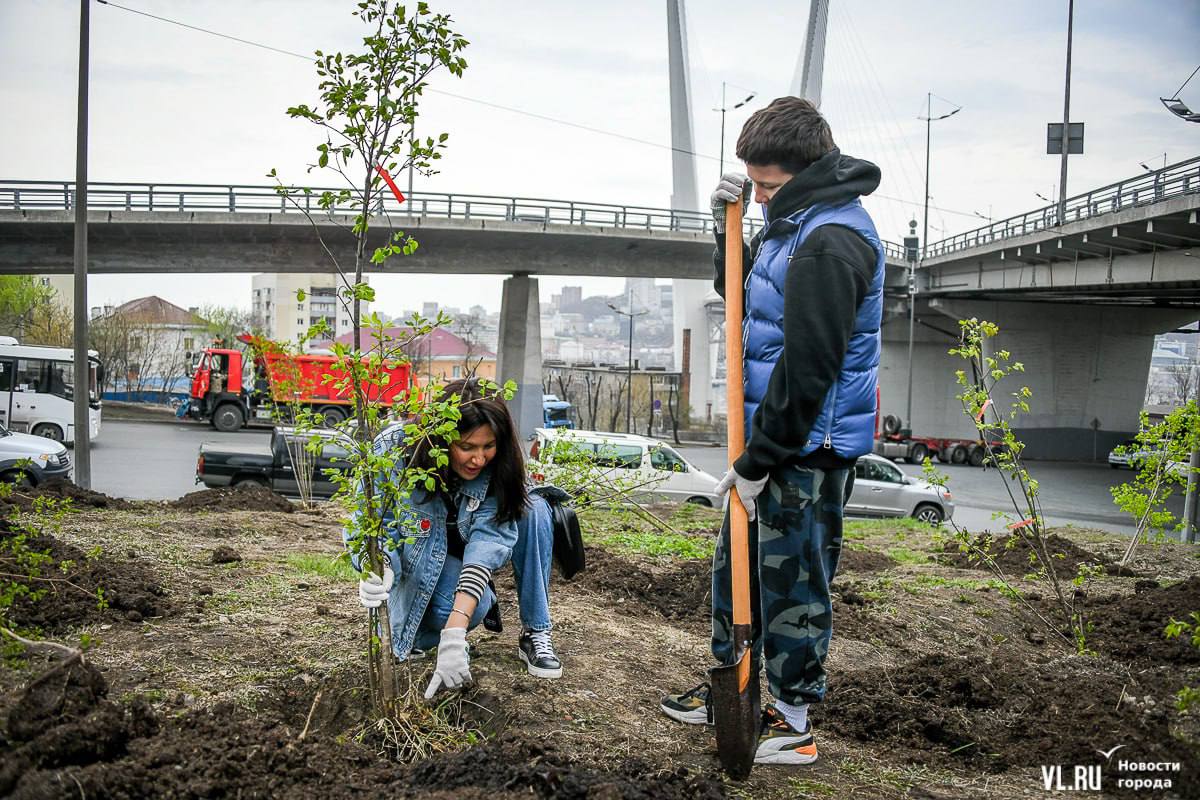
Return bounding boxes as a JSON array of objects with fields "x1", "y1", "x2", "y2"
[{"x1": 708, "y1": 634, "x2": 760, "y2": 780}]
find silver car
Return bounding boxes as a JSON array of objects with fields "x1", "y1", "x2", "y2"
[{"x1": 847, "y1": 453, "x2": 954, "y2": 524}]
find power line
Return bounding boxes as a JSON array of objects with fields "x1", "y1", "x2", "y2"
[
  {"x1": 96, "y1": 0, "x2": 719, "y2": 163},
  {"x1": 95, "y1": 1, "x2": 313, "y2": 61},
  {"x1": 96, "y1": 0, "x2": 980, "y2": 218}
]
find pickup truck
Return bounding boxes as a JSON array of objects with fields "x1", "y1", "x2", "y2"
[{"x1": 195, "y1": 427, "x2": 351, "y2": 499}]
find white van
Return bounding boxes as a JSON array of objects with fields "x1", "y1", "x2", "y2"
[{"x1": 529, "y1": 427, "x2": 721, "y2": 507}]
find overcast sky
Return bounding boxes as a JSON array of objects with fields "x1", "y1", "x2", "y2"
[{"x1": 1, "y1": 0, "x2": 1197, "y2": 315}]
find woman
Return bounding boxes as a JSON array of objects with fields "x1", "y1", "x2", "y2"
[{"x1": 352, "y1": 378, "x2": 562, "y2": 700}]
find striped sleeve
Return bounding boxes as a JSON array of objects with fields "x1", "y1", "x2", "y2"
[{"x1": 455, "y1": 563, "x2": 491, "y2": 603}]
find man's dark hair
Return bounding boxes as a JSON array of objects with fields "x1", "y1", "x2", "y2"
[
  {"x1": 736, "y1": 96, "x2": 835, "y2": 174},
  {"x1": 407, "y1": 377, "x2": 528, "y2": 523}
]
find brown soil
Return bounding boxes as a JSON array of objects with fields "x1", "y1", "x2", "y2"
[
  {"x1": 5, "y1": 531, "x2": 173, "y2": 630},
  {"x1": 573, "y1": 546, "x2": 711, "y2": 630},
  {"x1": 0, "y1": 478, "x2": 133, "y2": 512},
  {"x1": 817, "y1": 651, "x2": 1198, "y2": 777},
  {"x1": 169, "y1": 483, "x2": 294, "y2": 513},
  {"x1": 839, "y1": 547, "x2": 896, "y2": 574},
  {"x1": 940, "y1": 532, "x2": 1137, "y2": 576},
  {"x1": 1, "y1": 656, "x2": 724, "y2": 800},
  {"x1": 1089, "y1": 576, "x2": 1200, "y2": 665}
]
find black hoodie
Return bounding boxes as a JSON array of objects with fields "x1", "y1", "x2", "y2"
[{"x1": 713, "y1": 148, "x2": 882, "y2": 479}]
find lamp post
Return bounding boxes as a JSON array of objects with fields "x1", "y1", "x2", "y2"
[
  {"x1": 714, "y1": 82, "x2": 756, "y2": 177},
  {"x1": 608, "y1": 292, "x2": 649, "y2": 433},
  {"x1": 909, "y1": 93, "x2": 960, "y2": 433}
]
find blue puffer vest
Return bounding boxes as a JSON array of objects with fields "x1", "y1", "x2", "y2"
[{"x1": 742, "y1": 199, "x2": 885, "y2": 459}]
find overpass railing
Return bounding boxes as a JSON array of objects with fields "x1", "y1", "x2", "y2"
[
  {"x1": 0, "y1": 179, "x2": 906, "y2": 262},
  {"x1": 924, "y1": 155, "x2": 1200, "y2": 259}
]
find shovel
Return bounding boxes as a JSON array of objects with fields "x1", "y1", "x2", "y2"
[{"x1": 708, "y1": 195, "x2": 760, "y2": 780}]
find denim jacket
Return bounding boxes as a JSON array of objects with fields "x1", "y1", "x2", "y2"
[{"x1": 345, "y1": 424, "x2": 517, "y2": 660}]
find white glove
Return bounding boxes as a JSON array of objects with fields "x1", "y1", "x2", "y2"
[
  {"x1": 424, "y1": 626, "x2": 472, "y2": 699},
  {"x1": 715, "y1": 467, "x2": 769, "y2": 521},
  {"x1": 357, "y1": 567, "x2": 394, "y2": 609},
  {"x1": 710, "y1": 171, "x2": 750, "y2": 233}
]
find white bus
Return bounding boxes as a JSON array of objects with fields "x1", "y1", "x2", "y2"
[{"x1": 0, "y1": 338, "x2": 101, "y2": 445}]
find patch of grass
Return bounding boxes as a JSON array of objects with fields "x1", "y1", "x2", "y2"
[
  {"x1": 665, "y1": 502, "x2": 722, "y2": 534},
  {"x1": 886, "y1": 547, "x2": 932, "y2": 565},
  {"x1": 844, "y1": 517, "x2": 930, "y2": 538},
  {"x1": 580, "y1": 507, "x2": 716, "y2": 560},
  {"x1": 284, "y1": 552, "x2": 357, "y2": 582},
  {"x1": 786, "y1": 778, "x2": 837, "y2": 797},
  {"x1": 587, "y1": 528, "x2": 714, "y2": 560},
  {"x1": 897, "y1": 574, "x2": 1010, "y2": 596}
]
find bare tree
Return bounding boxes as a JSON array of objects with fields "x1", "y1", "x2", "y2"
[
  {"x1": 450, "y1": 313, "x2": 487, "y2": 377},
  {"x1": 1169, "y1": 363, "x2": 1197, "y2": 406}
]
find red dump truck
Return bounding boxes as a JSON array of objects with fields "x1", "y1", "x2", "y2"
[{"x1": 185, "y1": 337, "x2": 415, "y2": 432}]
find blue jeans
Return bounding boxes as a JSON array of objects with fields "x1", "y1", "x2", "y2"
[{"x1": 412, "y1": 493, "x2": 555, "y2": 651}]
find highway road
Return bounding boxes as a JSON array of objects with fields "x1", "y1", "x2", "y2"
[
  {"x1": 674, "y1": 444, "x2": 1177, "y2": 536},
  {"x1": 87, "y1": 420, "x2": 1180, "y2": 537}
]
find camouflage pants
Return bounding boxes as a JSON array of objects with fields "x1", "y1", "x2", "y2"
[{"x1": 711, "y1": 464, "x2": 852, "y2": 706}]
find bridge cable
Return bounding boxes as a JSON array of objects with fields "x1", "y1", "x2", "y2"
[{"x1": 94, "y1": 0, "x2": 983, "y2": 219}]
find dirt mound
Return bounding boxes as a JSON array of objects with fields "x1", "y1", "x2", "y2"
[
  {"x1": 0, "y1": 657, "x2": 158, "y2": 798},
  {"x1": 5, "y1": 531, "x2": 173, "y2": 630},
  {"x1": 575, "y1": 547, "x2": 710, "y2": 630},
  {"x1": 816, "y1": 652, "x2": 1198, "y2": 779},
  {"x1": 1089, "y1": 576, "x2": 1200, "y2": 665},
  {"x1": 839, "y1": 547, "x2": 896, "y2": 574},
  {"x1": 2, "y1": 657, "x2": 725, "y2": 800},
  {"x1": 940, "y1": 533, "x2": 1135, "y2": 577},
  {"x1": 170, "y1": 483, "x2": 294, "y2": 513},
  {"x1": 0, "y1": 478, "x2": 132, "y2": 512}
]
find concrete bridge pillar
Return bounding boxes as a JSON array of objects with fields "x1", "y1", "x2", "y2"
[
  {"x1": 497, "y1": 274, "x2": 544, "y2": 444},
  {"x1": 879, "y1": 299, "x2": 1198, "y2": 460}
]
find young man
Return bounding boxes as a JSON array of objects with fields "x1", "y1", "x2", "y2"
[{"x1": 660, "y1": 97, "x2": 884, "y2": 766}]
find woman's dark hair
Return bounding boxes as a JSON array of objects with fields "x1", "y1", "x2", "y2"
[
  {"x1": 408, "y1": 377, "x2": 528, "y2": 524},
  {"x1": 736, "y1": 96, "x2": 835, "y2": 175}
]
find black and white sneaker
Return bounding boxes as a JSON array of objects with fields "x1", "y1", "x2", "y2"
[
  {"x1": 518, "y1": 629, "x2": 562, "y2": 679},
  {"x1": 659, "y1": 682, "x2": 711, "y2": 725}
]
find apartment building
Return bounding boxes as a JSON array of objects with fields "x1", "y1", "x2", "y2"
[{"x1": 250, "y1": 274, "x2": 369, "y2": 346}]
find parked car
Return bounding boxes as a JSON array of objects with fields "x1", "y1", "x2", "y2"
[
  {"x1": 1108, "y1": 439, "x2": 1188, "y2": 475},
  {"x1": 195, "y1": 427, "x2": 351, "y2": 499},
  {"x1": 0, "y1": 422, "x2": 72, "y2": 486},
  {"x1": 528, "y1": 428, "x2": 721, "y2": 506},
  {"x1": 846, "y1": 453, "x2": 954, "y2": 524}
]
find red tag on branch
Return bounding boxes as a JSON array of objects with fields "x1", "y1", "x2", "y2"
[
  {"x1": 1007, "y1": 517, "x2": 1036, "y2": 530},
  {"x1": 975, "y1": 399, "x2": 993, "y2": 423},
  {"x1": 375, "y1": 165, "x2": 406, "y2": 204}
]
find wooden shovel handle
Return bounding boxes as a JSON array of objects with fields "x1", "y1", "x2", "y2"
[{"x1": 723, "y1": 198, "x2": 753, "y2": 691}]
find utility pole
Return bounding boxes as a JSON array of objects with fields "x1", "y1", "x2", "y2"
[
  {"x1": 609, "y1": 290, "x2": 648, "y2": 434},
  {"x1": 73, "y1": 0, "x2": 91, "y2": 489},
  {"x1": 913, "y1": 94, "x2": 958, "y2": 434},
  {"x1": 1057, "y1": 0, "x2": 1074, "y2": 228}
]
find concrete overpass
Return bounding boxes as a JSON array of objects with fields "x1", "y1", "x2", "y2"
[
  {"x1": 880, "y1": 157, "x2": 1200, "y2": 460},
  {"x1": 0, "y1": 180, "x2": 909, "y2": 278}
]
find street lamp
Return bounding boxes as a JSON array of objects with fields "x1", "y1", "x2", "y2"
[
  {"x1": 714, "y1": 82, "x2": 756, "y2": 177},
  {"x1": 908, "y1": 93, "x2": 960, "y2": 433},
  {"x1": 607, "y1": 293, "x2": 649, "y2": 433}
]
